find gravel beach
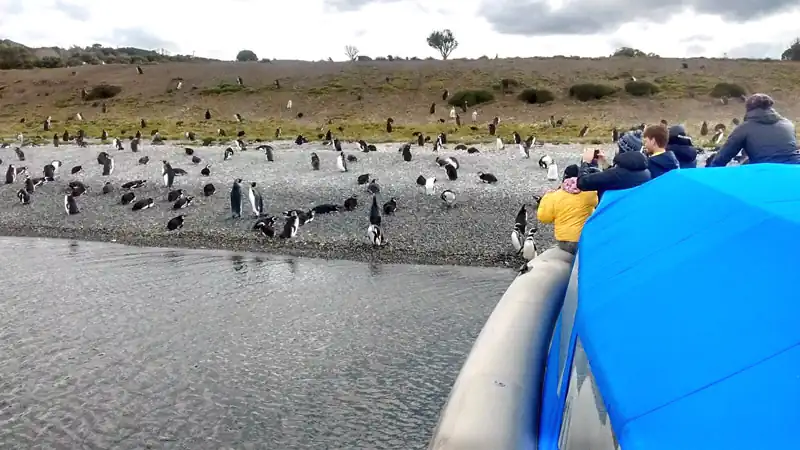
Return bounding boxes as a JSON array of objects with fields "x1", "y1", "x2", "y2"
[{"x1": 0, "y1": 139, "x2": 592, "y2": 267}]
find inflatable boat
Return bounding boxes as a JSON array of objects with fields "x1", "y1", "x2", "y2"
[{"x1": 429, "y1": 163, "x2": 800, "y2": 450}]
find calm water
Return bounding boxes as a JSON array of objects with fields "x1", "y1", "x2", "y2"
[{"x1": 0, "y1": 237, "x2": 512, "y2": 449}]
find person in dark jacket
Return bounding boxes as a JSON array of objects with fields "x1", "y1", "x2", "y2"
[
  {"x1": 577, "y1": 133, "x2": 651, "y2": 200},
  {"x1": 709, "y1": 93, "x2": 800, "y2": 167},
  {"x1": 666, "y1": 125, "x2": 700, "y2": 168},
  {"x1": 642, "y1": 124, "x2": 679, "y2": 178}
]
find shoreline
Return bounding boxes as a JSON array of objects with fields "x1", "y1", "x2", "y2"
[{"x1": 0, "y1": 225, "x2": 522, "y2": 268}]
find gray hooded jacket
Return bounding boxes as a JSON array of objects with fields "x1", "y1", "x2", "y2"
[{"x1": 710, "y1": 107, "x2": 800, "y2": 166}]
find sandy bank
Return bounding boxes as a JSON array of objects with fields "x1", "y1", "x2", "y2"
[{"x1": 0, "y1": 140, "x2": 591, "y2": 267}]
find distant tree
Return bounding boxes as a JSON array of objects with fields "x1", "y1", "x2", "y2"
[
  {"x1": 345, "y1": 45, "x2": 359, "y2": 62},
  {"x1": 613, "y1": 47, "x2": 649, "y2": 58},
  {"x1": 427, "y1": 29, "x2": 458, "y2": 60},
  {"x1": 236, "y1": 49, "x2": 258, "y2": 62},
  {"x1": 781, "y1": 38, "x2": 800, "y2": 61}
]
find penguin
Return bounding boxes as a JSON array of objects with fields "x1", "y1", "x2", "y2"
[
  {"x1": 252, "y1": 216, "x2": 277, "y2": 232},
  {"x1": 17, "y1": 188, "x2": 31, "y2": 205},
  {"x1": 367, "y1": 223, "x2": 384, "y2": 246},
  {"x1": 14, "y1": 147, "x2": 25, "y2": 161},
  {"x1": 167, "y1": 214, "x2": 186, "y2": 231},
  {"x1": 401, "y1": 144, "x2": 412, "y2": 161},
  {"x1": 383, "y1": 197, "x2": 397, "y2": 215},
  {"x1": 511, "y1": 204, "x2": 527, "y2": 254},
  {"x1": 140, "y1": 118, "x2": 146, "y2": 128},
  {"x1": 53, "y1": 134, "x2": 59, "y2": 147},
  {"x1": 185, "y1": 147, "x2": 194, "y2": 156},
  {"x1": 64, "y1": 194, "x2": 79, "y2": 215},
  {"x1": 172, "y1": 168, "x2": 187, "y2": 176},
  {"x1": 253, "y1": 218, "x2": 276, "y2": 237},
  {"x1": 513, "y1": 131, "x2": 521, "y2": 145},
  {"x1": 546, "y1": 161, "x2": 559, "y2": 181},
  {"x1": 258, "y1": 145, "x2": 274, "y2": 162},
  {"x1": 101, "y1": 129, "x2": 108, "y2": 140},
  {"x1": 358, "y1": 140, "x2": 369, "y2": 153},
  {"x1": 369, "y1": 195, "x2": 382, "y2": 227},
  {"x1": 711, "y1": 129, "x2": 724, "y2": 145},
  {"x1": 417, "y1": 134, "x2": 424, "y2": 147},
  {"x1": 71, "y1": 165, "x2": 82, "y2": 175},
  {"x1": 495, "y1": 137, "x2": 504, "y2": 151},
  {"x1": 467, "y1": 147, "x2": 480, "y2": 154},
  {"x1": 343, "y1": 196, "x2": 358, "y2": 211},
  {"x1": 578, "y1": 125, "x2": 589, "y2": 138},
  {"x1": 310, "y1": 152, "x2": 320, "y2": 170},
  {"x1": 308, "y1": 204, "x2": 338, "y2": 215},
  {"x1": 162, "y1": 160, "x2": 175, "y2": 188},
  {"x1": 114, "y1": 138, "x2": 124, "y2": 150},
  {"x1": 386, "y1": 118, "x2": 393, "y2": 133},
  {"x1": 433, "y1": 135, "x2": 443, "y2": 152},
  {"x1": 279, "y1": 211, "x2": 300, "y2": 238},
  {"x1": 347, "y1": 155, "x2": 358, "y2": 162},
  {"x1": 97, "y1": 152, "x2": 110, "y2": 165},
  {"x1": 138, "y1": 156, "x2": 149, "y2": 165},
  {"x1": 224, "y1": 147, "x2": 234, "y2": 160},
  {"x1": 471, "y1": 110, "x2": 478, "y2": 122},
  {"x1": 235, "y1": 138, "x2": 246, "y2": 150},
  {"x1": 325, "y1": 129, "x2": 333, "y2": 141},
  {"x1": 102, "y1": 182, "x2": 113, "y2": 194},
  {"x1": 14, "y1": 166, "x2": 27, "y2": 177},
  {"x1": 130, "y1": 138, "x2": 139, "y2": 152},
  {"x1": 203, "y1": 183, "x2": 216, "y2": 196},
  {"x1": 102, "y1": 156, "x2": 114, "y2": 176},
  {"x1": 333, "y1": 139, "x2": 342, "y2": 152},
  {"x1": 201, "y1": 165, "x2": 211, "y2": 176},
  {"x1": 191, "y1": 155, "x2": 201, "y2": 164},
  {"x1": 167, "y1": 189, "x2": 184, "y2": 202},
  {"x1": 612, "y1": 127, "x2": 620, "y2": 143},
  {"x1": 132, "y1": 198, "x2": 155, "y2": 211},
  {"x1": 337, "y1": 152, "x2": 348, "y2": 172},
  {"x1": 121, "y1": 180, "x2": 147, "y2": 189},
  {"x1": 173, "y1": 195, "x2": 194, "y2": 210},
  {"x1": 538, "y1": 155, "x2": 553, "y2": 169},
  {"x1": 700, "y1": 121, "x2": 709, "y2": 136},
  {"x1": 488, "y1": 123, "x2": 496, "y2": 136},
  {"x1": 205, "y1": 109, "x2": 212, "y2": 120},
  {"x1": 31, "y1": 177, "x2": 45, "y2": 188},
  {"x1": 121, "y1": 192, "x2": 136, "y2": 205},
  {"x1": 478, "y1": 172, "x2": 498, "y2": 184},
  {"x1": 24, "y1": 175, "x2": 34, "y2": 194},
  {"x1": 429, "y1": 102, "x2": 436, "y2": 115},
  {"x1": 518, "y1": 144, "x2": 529, "y2": 159},
  {"x1": 521, "y1": 225, "x2": 538, "y2": 261},
  {"x1": 6, "y1": 165, "x2": 16, "y2": 184},
  {"x1": 230, "y1": 178, "x2": 243, "y2": 218},
  {"x1": 445, "y1": 163, "x2": 458, "y2": 181},
  {"x1": 417, "y1": 175, "x2": 437, "y2": 195},
  {"x1": 248, "y1": 182, "x2": 264, "y2": 216},
  {"x1": 357, "y1": 173, "x2": 371, "y2": 185},
  {"x1": 440, "y1": 189, "x2": 456, "y2": 207},
  {"x1": 67, "y1": 181, "x2": 87, "y2": 197}
]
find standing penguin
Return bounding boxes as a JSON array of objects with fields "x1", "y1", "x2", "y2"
[
  {"x1": 248, "y1": 182, "x2": 264, "y2": 217},
  {"x1": 511, "y1": 204, "x2": 527, "y2": 254},
  {"x1": 230, "y1": 178, "x2": 243, "y2": 218},
  {"x1": 279, "y1": 210, "x2": 300, "y2": 238},
  {"x1": 64, "y1": 194, "x2": 79, "y2": 215},
  {"x1": 6, "y1": 164, "x2": 16, "y2": 184},
  {"x1": 102, "y1": 155, "x2": 114, "y2": 176},
  {"x1": 336, "y1": 152, "x2": 348, "y2": 172},
  {"x1": 162, "y1": 160, "x2": 175, "y2": 188},
  {"x1": 310, "y1": 152, "x2": 320, "y2": 170},
  {"x1": 24, "y1": 175, "x2": 34, "y2": 194},
  {"x1": 401, "y1": 144, "x2": 412, "y2": 162},
  {"x1": 17, "y1": 188, "x2": 31, "y2": 205},
  {"x1": 367, "y1": 195, "x2": 384, "y2": 246}
]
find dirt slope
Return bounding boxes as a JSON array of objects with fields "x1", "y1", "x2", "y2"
[{"x1": 1, "y1": 57, "x2": 799, "y2": 145}]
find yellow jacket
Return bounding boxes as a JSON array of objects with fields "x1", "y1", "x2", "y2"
[{"x1": 537, "y1": 186, "x2": 598, "y2": 243}]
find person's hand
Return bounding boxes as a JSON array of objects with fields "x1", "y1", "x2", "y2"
[{"x1": 582, "y1": 148, "x2": 605, "y2": 164}]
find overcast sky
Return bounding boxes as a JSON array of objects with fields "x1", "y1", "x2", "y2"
[{"x1": 1, "y1": 0, "x2": 798, "y2": 61}]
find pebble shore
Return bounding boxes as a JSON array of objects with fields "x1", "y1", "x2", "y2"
[{"x1": 0, "y1": 140, "x2": 592, "y2": 267}]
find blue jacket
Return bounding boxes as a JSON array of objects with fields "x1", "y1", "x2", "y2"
[
  {"x1": 577, "y1": 151, "x2": 651, "y2": 201},
  {"x1": 709, "y1": 107, "x2": 800, "y2": 167},
  {"x1": 666, "y1": 135, "x2": 699, "y2": 169},
  {"x1": 648, "y1": 151, "x2": 680, "y2": 179}
]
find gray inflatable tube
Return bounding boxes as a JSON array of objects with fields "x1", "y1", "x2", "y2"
[{"x1": 428, "y1": 247, "x2": 575, "y2": 450}]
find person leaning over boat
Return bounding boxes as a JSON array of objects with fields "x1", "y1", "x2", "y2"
[
  {"x1": 666, "y1": 125, "x2": 701, "y2": 168},
  {"x1": 708, "y1": 93, "x2": 800, "y2": 167},
  {"x1": 537, "y1": 164, "x2": 599, "y2": 255},
  {"x1": 642, "y1": 124, "x2": 679, "y2": 178},
  {"x1": 576, "y1": 132, "x2": 651, "y2": 201}
]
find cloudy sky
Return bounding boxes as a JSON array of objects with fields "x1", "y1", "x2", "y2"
[{"x1": 1, "y1": 0, "x2": 799, "y2": 61}]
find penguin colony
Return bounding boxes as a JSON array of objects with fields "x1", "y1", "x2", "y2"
[{"x1": 0, "y1": 127, "x2": 564, "y2": 265}]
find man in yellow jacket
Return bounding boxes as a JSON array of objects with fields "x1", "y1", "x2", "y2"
[{"x1": 537, "y1": 164, "x2": 599, "y2": 254}]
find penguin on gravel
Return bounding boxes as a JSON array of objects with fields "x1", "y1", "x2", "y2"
[{"x1": 230, "y1": 178, "x2": 243, "y2": 218}]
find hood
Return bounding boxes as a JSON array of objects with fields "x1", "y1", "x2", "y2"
[
  {"x1": 613, "y1": 150, "x2": 648, "y2": 171},
  {"x1": 666, "y1": 141, "x2": 698, "y2": 164},
  {"x1": 561, "y1": 177, "x2": 581, "y2": 194},
  {"x1": 649, "y1": 151, "x2": 680, "y2": 171},
  {"x1": 744, "y1": 107, "x2": 783, "y2": 125}
]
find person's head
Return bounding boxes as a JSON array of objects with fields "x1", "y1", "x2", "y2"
[
  {"x1": 618, "y1": 131, "x2": 643, "y2": 154},
  {"x1": 668, "y1": 124, "x2": 692, "y2": 145},
  {"x1": 745, "y1": 93, "x2": 775, "y2": 112},
  {"x1": 642, "y1": 125, "x2": 668, "y2": 154},
  {"x1": 563, "y1": 164, "x2": 579, "y2": 180}
]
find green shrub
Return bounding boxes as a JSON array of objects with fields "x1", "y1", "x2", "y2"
[
  {"x1": 710, "y1": 82, "x2": 746, "y2": 98},
  {"x1": 200, "y1": 82, "x2": 244, "y2": 95},
  {"x1": 517, "y1": 88, "x2": 555, "y2": 104},
  {"x1": 493, "y1": 78, "x2": 521, "y2": 92},
  {"x1": 447, "y1": 89, "x2": 495, "y2": 107},
  {"x1": 568, "y1": 83, "x2": 618, "y2": 101},
  {"x1": 624, "y1": 80, "x2": 659, "y2": 97},
  {"x1": 85, "y1": 84, "x2": 121, "y2": 101}
]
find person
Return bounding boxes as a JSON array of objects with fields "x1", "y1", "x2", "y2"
[
  {"x1": 537, "y1": 164, "x2": 599, "y2": 254},
  {"x1": 642, "y1": 124, "x2": 679, "y2": 178},
  {"x1": 708, "y1": 93, "x2": 800, "y2": 167},
  {"x1": 576, "y1": 131, "x2": 651, "y2": 200},
  {"x1": 666, "y1": 125, "x2": 700, "y2": 168}
]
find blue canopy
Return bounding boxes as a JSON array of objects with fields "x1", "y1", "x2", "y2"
[{"x1": 576, "y1": 164, "x2": 800, "y2": 450}]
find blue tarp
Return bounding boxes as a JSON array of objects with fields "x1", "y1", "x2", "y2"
[{"x1": 575, "y1": 164, "x2": 800, "y2": 450}]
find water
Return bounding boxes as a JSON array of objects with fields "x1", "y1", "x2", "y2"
[{"x1": 0, "y1": 237, "x2": 513, "y2": 449}]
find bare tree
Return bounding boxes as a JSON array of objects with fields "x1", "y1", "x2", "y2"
[{"x1": 345, "y1": 45, "x2": 360, "y2": 62}]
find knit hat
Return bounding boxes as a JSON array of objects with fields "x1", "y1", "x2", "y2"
[
  {"x1": 668, "y1": 125, "x2": 687, "y2": 139},
  {"x1": 563, "y1": 164, "x2": 579, "y2": 179},
  {"x1": 745, "y1": 93, "x2": 774, "y2": 112},
  {"x1": 618, "y1": 130, "x2": 643, "y2": 154}
]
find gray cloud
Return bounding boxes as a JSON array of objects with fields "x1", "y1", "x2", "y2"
[
  {"x1": 107, "y1": 28, "x2": 177, "y2": 52},
  {"x1": 54, "y1": 0, "x2": 89, "y2": 21},
  {"x1": 480, "y1": 0, "x2": 799, "y2": 36},
  {"x1": 725, "y1": 42, "x2": 788, "y2": 59},
  {"x1": 680, "y1": 34, "x2": 713, "y2": 43},
  {"x1": 324, "y1": 0, "x2": 403, "y2": 12}
]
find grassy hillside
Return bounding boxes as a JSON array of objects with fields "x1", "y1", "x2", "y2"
[{"x1": 1, "y1": 56, "x2": 799, "y2": 145}]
